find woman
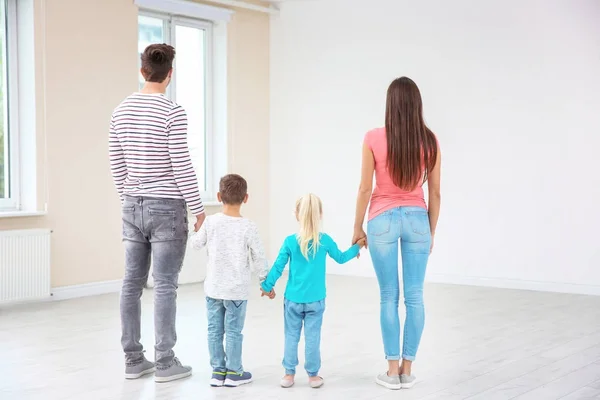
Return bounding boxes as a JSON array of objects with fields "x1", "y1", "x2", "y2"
[{"x1": 352, "y1": 77, "x2": 441, "y2": 390}]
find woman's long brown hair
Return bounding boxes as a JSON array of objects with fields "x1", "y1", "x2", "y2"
[{"x1": 385, "y1": 77, "x2": 438, "y2": 191}]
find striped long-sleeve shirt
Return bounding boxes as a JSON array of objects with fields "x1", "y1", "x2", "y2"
[{"x1": 109, "y1": 92, "x2": 204, "y2": 215}]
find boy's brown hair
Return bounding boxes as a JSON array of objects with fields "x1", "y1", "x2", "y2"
[
  {"x1": 140, "y1": 44, "x2": 175, "y2": 83},
  {"x1": 219, "y1": 174, "x2": 248, "y2": 205}
]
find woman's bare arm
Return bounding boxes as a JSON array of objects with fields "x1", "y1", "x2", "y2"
[
  {"x1": 353, "y1": 143, "x2": 375, "y2": 244},
  {"x1": 427, "y1": 148, "x2": 442, "y2": 238}
]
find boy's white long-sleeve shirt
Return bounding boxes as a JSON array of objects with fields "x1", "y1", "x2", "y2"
[{"x1": 191, "y1": 213, "x2": 268, "y2": 301}]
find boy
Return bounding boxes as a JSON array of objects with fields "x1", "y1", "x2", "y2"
[{"x1": 191, "y1": 174, "x2": 270, "y2": 387}]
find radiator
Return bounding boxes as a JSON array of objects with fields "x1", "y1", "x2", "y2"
[{"x1": 0, "y1": 229, "x2": 52, "y2": 304}]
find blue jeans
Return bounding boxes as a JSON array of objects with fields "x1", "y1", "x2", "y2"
[
  {"x1": 283, "y1": 299, "x2": 325, "y2": 377},
  {"x1": 367, "y1": 206, "x2": 431, "y2": 362},
  {"x1": 206, "y1": 297, "x2": 247, "y2": 374}
]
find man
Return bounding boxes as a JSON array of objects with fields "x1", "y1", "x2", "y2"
[{"x1": 109, "y1": 43, "x2": 205, "y2": 383}]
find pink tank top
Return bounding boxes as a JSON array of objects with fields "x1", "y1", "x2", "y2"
[{"x1": 364, "y1": 127, "x2": 430, "y2": 221}]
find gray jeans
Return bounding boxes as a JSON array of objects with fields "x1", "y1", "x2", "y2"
[{"x1": 120, "y1": 196, "x2": 188, "y2": 368}]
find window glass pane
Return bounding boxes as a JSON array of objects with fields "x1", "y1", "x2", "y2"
[
  {"x1": 174, "y1": 24, "x2": 206, "y2": 191},
  {"x1": 138, "y1": 15, "x2": 165, "y2": 91},
  {"x1": 0, "y1": 0, "x2": 8, "y2": 199}
]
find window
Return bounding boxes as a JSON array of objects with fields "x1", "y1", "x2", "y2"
[
  {"x1": 138, "y1": 12, "x2": 215, "y2": 200},
  {"x1": 0, "y1": 0, "x2": 17, "y2": 211}
]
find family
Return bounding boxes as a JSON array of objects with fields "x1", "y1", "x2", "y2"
[{"x1": 109, "y1": 44, "x2": 441, "y2": 390}]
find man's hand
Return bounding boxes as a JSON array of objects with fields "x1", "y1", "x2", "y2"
[
  {"x1": 261, "y1": 288, "x2": 276, "y2": 299},
  {"x1": 194, "y1": 213, "x2": 206, "y2": 232}
]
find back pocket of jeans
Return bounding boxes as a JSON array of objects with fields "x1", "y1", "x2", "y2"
[
  {"x1": 149, "y1": 208, "x2": 176, "y2": 240},
  {"x1": 367, "y1": 210, "x2": 393, "y2": 237},
  {"x1": 406, "y1": 210, "x2": 430, "y2": 235}
]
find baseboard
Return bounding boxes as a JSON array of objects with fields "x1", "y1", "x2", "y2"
[
  {"x1": 328, "y1": 270, "x2": 600, "y2": 296},
  {"x1": 426, "y1": 273, "x2": 600, "y2": 296},
  {"x1": 50, "y1": 278, "x2": 207, "y2": 301},
  {"x1": 51, "y1": 279, "x2": 123, "y2": 301}
]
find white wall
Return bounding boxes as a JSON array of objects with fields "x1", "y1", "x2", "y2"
[{"x1": 269, "y1": 0, "x2": 600, "y2": 294}]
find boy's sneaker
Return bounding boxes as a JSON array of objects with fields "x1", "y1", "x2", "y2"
[
  {"x1": 125, "y1": 358, "x2": 155, "y2": 379},
  {"x1": 224, "y1": 371, "x2": 253, "y2": 387},
  {"x1": 210, "y1": 371, "x2": 227, "y2": 387},
  {"x1": 154, "y1": 358, "x2": 192, "y2": 383},
  {"x1": 375, "y1": 372, "x2": 401, "y2": 390},
  {"x1": 400, "y1": 374, "x2": 416, "y2": 389}
]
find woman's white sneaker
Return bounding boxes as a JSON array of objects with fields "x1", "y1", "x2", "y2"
[
  {"x1": 376, "y1": 372, "x2": 401, "y2": 390},
  {"x1": 400, "y1": 374, "x2": 416, "y2": 388}
]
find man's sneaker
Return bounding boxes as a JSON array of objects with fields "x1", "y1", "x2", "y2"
[
  {"x1": 154, "y1": 358, "x2": 192, "y2": 383},
  {"x1": 400, "y1": 374, "x2": 416, "y2": 389},
  {"x1": 210, "y1": 371, "x2": 227, "y2": 387},
  {"x1": 224, "y1": 371, "x2": 253, "y2": 387},
  {"x1": 375, "y1": 372, "x2": 401, "y2": 390},
  {"x1": 125, "y1": 358, "x2": 155, "y2": 379}
]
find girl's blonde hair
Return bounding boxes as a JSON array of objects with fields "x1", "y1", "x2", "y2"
[{"x1": 296, "y1": 193, "x2": 323, "y2": 259}]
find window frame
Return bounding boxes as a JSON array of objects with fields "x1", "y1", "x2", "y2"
[
  {"x1": 0, "y1": 0, "x2": 20, "y2": 211},
  {"x1": 138, "y1": 10, "x2": 218, "y2": 202}
]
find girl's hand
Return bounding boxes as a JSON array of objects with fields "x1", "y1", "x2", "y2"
[
  {"x1": 261, "y1": 288, "x2": 276, "y2": 299},
  {"x1": 352, "y1": 228, "x2": 367, "y2": 258}
]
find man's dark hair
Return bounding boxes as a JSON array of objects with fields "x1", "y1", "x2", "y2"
[
  {"x1": 219, "y1": 174, "x2": 248, "y2": 205},
  {"x1": 140, "y1": 44, "x2": 175, "y2": 83}
]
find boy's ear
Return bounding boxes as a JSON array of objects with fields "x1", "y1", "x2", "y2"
[
  {"x1": 217, "y1": 192, "x2": 222, "y2": 203},
  {"x1": 243, "y1": 194, "x2": 249, "y2": 204}
]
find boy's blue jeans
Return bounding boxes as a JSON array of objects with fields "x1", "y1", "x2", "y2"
[
  {"x1": 206, "y1": 297, "x2": 247, "y2": 374},
  {"x1": 283, "y1": 298, "x2": 326, "y2": 377},
  {"x1": 367, "y1": 206, "x2": 431, "y2": 362}
]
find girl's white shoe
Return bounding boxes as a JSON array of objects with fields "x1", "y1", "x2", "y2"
[
  {"x1": 280, "y1": 375, "x2": 295, "y2": 388},
  {"x1": 309, "y1": 377, "x2": 324, "y2": 389}
]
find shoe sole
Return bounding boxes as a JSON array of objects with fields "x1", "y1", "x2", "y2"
[
  {"x1": 125, "y1": 367, "x2": 155, "y2": 380},
  {"x1": 310, "y1": 381, "x2": 324, "y2": 389},
  {"x1": 210, "y1": 378, "x2": 225, "y2": 387},
  {"x1": 401, "y1": 380, "x2": 416, "y2": 389},
  {"x1": 224, "y1": 378, "x2": 253, "y2": 387},
  {"x1": 375, "y1": 377, "x2": 401, "y2": 390},
  {"x1": 155, "y1": 371, "x2": 192, "y2": 383},
  {"x1": 280, "y1": 381, "x2": 294, "y2": 388}
]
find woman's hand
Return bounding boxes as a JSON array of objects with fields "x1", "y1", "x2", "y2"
[{"x1": 352, "y1": 228, "x2": 367, "y2": 246}]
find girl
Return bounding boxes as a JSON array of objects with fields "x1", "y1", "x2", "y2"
[
  {"x1": 352, "y1": 77, "x2": 441, "y2": 390},
  {"x1": 261, "y1": 194, "x2": 366, "y2": 389}
]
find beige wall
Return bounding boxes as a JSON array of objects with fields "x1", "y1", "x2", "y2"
[{"x1": 0, "y1": 0, "x2": 270, "y2": 288}]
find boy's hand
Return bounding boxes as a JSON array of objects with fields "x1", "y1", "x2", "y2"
[
  {"x1": 260, "y1": 288, "x2": 276, "y2": 299},
  {"x1": 194, "y1": 213, "x2": 206, "y2": 232}
]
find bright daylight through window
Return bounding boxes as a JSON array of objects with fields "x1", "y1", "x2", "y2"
[
  {"x1": 138, "y1": 13, "x2": 213, "y2": 199},
  {"x1": 0, "y1": 0, "x2": 13, "y2": 210}
]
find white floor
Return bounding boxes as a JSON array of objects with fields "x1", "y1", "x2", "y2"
[{"x1": 2, "y1": 275, "x2": 600, "y2": 400}]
